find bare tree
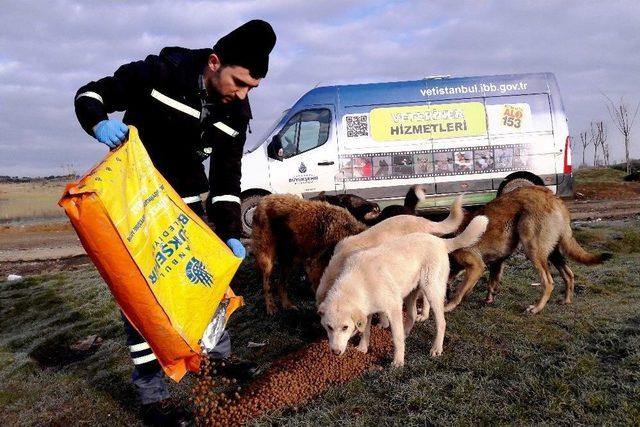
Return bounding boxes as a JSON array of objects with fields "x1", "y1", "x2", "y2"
[
  {"x1": 60, "y1": 162, "x2": 77, "y2": 177},
  {"x1": 591, "y1": 121, "x2": 608, "y2": 167},
  {"x1": 579, "y1": 131, "x2": 590, "y2": 167},
  {"x1": 590, "y1": 121, "x2": 599, "y2": 166},
  {"x1": 604, "y1": 95, "x2": 640, "y2": 173},
  {"x1": 597, "y1": 121, "x2": 609, "y2": 166}
]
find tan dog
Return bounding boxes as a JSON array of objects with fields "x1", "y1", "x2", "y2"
[
  {"x1": 445, "y1": 186, "x2": 612, "y2": 314},
  {"x1": 318, "y1": 215, "x2": 488, "y2": 367},
  {"x1": 316, "y1": 195, "x2": 464, "y2": 309},
  {"x1": 252, "y1": 194, "x2": 367, "y2": 315}
]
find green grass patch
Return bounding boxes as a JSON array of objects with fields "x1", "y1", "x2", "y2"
[
  {"x1": 574, "y1": 167, "x2": 628, "y2": 184},
  {"x1": 575, "y1": 222, "x2": 640, "y2": 254}
]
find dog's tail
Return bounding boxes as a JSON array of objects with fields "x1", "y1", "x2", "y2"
[
  {"x1": 444, "y1": 215, "x2": 489, "y2": 252},
  {"x1": 404, "y1": 184, "x2": 429, "y2": 211},
  {"x1": 414, "y1": 184, "x2": 428, "y2": 201},
  {"x1": 559, "y1": 226, "x2": 613, "y2": 265},
  {"x1": 428, "y1": 195, "x2": 465, "y2": 236}
]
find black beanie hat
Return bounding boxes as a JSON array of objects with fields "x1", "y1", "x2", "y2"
[{"x1": 213, "y1": 20, "x2": 276, "y2": 79}]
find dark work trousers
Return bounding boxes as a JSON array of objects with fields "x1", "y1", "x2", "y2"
[
  {"x1": 121, "y1": 199, "x2": 232, "y2": 405},
  {"x1": 121, "y1": 314, "x2": 231, "y2": 404}
]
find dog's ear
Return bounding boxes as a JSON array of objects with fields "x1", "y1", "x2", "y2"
[
  {"x1": 317, "y1": 302, "x2": 326, "y2": 318},
  {"x1": 352, "y1": 309, "x2": 366, "y2": 333}
]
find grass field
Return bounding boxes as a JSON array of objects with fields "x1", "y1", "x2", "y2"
[
  {"x1": 573, "y1": 167, "x2": 628, "y2": 183},
  {"x1": 1, "y1": 219, "x2": 639, "y2": 425},
  {"x1": 0, "y1": 180, "x2": 69, "y2": 223}
]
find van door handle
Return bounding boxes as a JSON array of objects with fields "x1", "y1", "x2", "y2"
[{"x1": 318, "y1": 161, "x2": 335, "y2": 166}]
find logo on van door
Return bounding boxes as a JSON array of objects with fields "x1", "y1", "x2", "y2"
[{"x1": 289, "y1": 162, "x2": 319, "y2": 185}]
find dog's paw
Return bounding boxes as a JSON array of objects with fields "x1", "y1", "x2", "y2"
[
  {"x1": 558, "y1": 299, "x2": 572, "y2": 306},
  {"x1": 391, "y1": 358, "x2": 405, "y2": 368},
  {"x1": 485, "y1": 295, "x2": 495, "y2": 304},
  {"x1": 430, "y1": 346, "x2": 443, "y2": 357},
  {"x1": 415, "y1": 313, "x2": 429, "y2": 322},
  {"x1": 265, "y1": 301, "x2": 279, "y2": 316},
  {"x1": 443, "y1": 302, "x2": 457, "y2": 313},
  {"x1": 378, "y1": 315, "x2": 390, "y2": 329},
  {"x1": 355, "y1": 342, "x2": 369, "y2": 353},
  {"x1": 403, "y1": 320, "x2": 415, "y2": 337},
  {"x1": 525, "y1": 305, "x2": 541, "y2": 314}
]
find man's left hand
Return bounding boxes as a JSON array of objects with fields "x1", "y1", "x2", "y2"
[{"x1": 226, "y1": 238, "x2": 246, "y2": 259}]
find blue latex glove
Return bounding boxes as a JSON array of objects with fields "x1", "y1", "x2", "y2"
[
  {"x1": 93, "y1": 119, "x2": 129, "y2": 148},
  {"x1": 226, "y1": 238, "x2": 246, "y2": 259}
]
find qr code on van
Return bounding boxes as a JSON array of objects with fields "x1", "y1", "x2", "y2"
[{"x1": 346, "y1": 115, "x2": 369, "y2": 137}]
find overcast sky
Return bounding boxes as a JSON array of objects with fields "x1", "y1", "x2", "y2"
[{"x1": 1, "y1": 0, "x2": 639, "y2": 176}]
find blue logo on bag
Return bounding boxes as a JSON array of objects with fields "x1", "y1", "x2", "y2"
[
  {"x1": 186, "y1": 257, "x2": 214, "y2": 287},
  {"x1": 299, "y1": 162, "x2": 307, "y2": 173}
]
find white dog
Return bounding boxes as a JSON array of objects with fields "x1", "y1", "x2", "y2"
[
  {"x1": 318, "y1": 215, "x2": 488, "y2": 367},
  {"x1": 315, "y1": 195, "x2": 464, "y2": 307}
]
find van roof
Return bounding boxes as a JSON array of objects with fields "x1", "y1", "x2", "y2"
[{"x1": 293, "y1": 72, "x2": 560, "y2": 109}]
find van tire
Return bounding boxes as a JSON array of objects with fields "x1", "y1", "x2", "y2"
[
  {"x1": 497, "y1": 177, "x2": 536, "y2": 196},
  {"x1": 240, "y1": 194, "x2": 264, "y2": 237}
]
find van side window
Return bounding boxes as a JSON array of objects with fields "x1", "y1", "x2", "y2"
[{"x1": 278, "y1": 109, "x2": 331, "y2": 158}]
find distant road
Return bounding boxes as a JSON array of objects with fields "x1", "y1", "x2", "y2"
[{"x1": 567, "y1": 198, "x2": 640, "y2": 220}]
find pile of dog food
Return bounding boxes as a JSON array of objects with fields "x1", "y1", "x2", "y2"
[{"x1": 192, "y1": 327, "x2": 393, "y2": 426}]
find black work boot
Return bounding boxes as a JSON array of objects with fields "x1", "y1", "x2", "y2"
[
  {"x1": 213, "y1": 356, "x2": 260, "y2": 383},
  {"x1": 141, "y1": 399, "x2": 192, "y2": 426}
]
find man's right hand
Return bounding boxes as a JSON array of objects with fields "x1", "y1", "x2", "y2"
[{"x1": 93, "y1": 119, "x2": 129, "y2": 148}]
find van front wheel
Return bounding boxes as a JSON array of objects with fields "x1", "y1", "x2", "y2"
[
  {"x1": 240, "y1": 194, "x2": 264, "y2": 237},
  {"x1": 497, "y1": 177, "x2": 537, "y2": 196}
]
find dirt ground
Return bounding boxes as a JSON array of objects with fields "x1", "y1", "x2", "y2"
[
  {"x1": 1, "y1": 179, "x2": 639, "y2": 278},
  {"x1": 0, "y1": 221, "x2": 87, "y2": 277}
]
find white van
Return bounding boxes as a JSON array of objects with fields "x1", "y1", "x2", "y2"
[{"x1": 240, "y1": 72, "x2": 573, "y2": 234}]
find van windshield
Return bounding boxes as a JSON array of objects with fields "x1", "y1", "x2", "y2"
[{"x1": 244, "y1": 109, "x2": 290, "y2": 154}]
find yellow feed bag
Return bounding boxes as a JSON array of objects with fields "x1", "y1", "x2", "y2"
[{"x1": 59, "y1": 126, "x2": 243, "y2": 381}]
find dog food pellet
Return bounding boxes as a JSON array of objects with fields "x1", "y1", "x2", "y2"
[{"x1": 191, "y1": 327, "x2": 394, "y2": 426}]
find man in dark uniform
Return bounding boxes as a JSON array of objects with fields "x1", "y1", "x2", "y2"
[{"x1": 74, "y1": 20, "x2": 276, "y2": 425}]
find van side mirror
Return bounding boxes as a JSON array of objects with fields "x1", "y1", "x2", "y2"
[{"x1": 267, "y1": 135, "x2": 284, "y2": 161}]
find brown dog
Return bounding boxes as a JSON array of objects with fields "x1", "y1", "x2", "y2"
[
  {"x1": 309, "y1": 192, "x2": 381, "y2": 224},
  {"x1": 251, "y1": 194, "x2": 367, "y2": 315},
  {"x1": 312, "y1": 185, "x2": 428, "y2": 226},
  {"x1": 444, "y1": 186, "x2": 612, "y2": 314}
]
